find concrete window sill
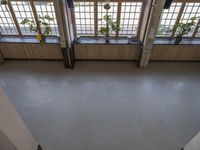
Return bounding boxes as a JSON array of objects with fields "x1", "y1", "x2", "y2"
[
  {"x1": 74, "y1": 37, "x2": 142, "y2": 45},
  {"x1": 154, "y1": 37, "x2": 200, "y2": 45},
  {"x1": 0, "y1": 36, "x2": 60, "y2": 44}
]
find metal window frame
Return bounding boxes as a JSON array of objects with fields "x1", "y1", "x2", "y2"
[
  {"x1": 0, "y1": 0, "x2": 60, "y2": 37},
  {"x1": 158, "y1": 0, "x2": 200, "y2": 38},
  {"x1": 192, "y1": 18, "x2": 200, "y2": 37},
  {"x1": 34, "y1": 1, "x2": 60, "y2": 36},
  {"x1": 7, "y1": 1, "x2": 22, "y2": 35},
  {"x1": 98, "y1": 1, "x2": 118, "y2": 36},
  {"x1": 119, "y1": 2, "x2": 143, "y2": 37},
  {"x1": 73, "y1": 0, "x2": 144, "y2": 38},
  {"x1": 74, "y1": 1, "x2": 95, "y2": 36},
  {"x1": 180, "y1": 2, "x2": 200, "y2": 37},
  {"x1": 0, "y1": 3, "x2": 20, "y2": 35},
  {"x1": 171, "y1": 2, "x2": 186, "y2": 37},
  {"x1": 155, "y1": 2, "x2": 183, "y2": 38}
]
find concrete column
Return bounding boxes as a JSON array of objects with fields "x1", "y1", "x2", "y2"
[
  {"x1": 54, "y1": 0, "x2": 74, "y2": 68},
  {"x1": 0, "y1": 88, "x2": 39, "y2": 150},
  {"x1": 139, "y1": 0, "x2": 166, "y2": 68}
]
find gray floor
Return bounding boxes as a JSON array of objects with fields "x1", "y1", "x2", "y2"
[{"x1": 0, "y1": 60, "x2": 200, "y2": 150}]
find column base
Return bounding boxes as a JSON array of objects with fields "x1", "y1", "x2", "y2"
[
  {"x1": 38, "y1": 145, "x2": 43, "y2": 150},
  {"x1": 139, "y1": 48, "x2": 152, "y2": 68}
]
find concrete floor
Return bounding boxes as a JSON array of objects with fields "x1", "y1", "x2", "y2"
[{"x1": 0, "y1": 60, "x2": 200, "y2": 150}]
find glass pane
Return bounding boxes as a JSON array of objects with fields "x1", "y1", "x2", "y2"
[
  {"x1": 34, "y1": 1, "x2": 59, "y2": 36},
  {"x1": 98, "y1": 2, "x2": 118, "y2": 36},
  {"x1": 11, "y1": 1, "x2": 37, "y2": 35},
  {"x1": 120, "y1": 2, "x2": 142, "y2": 36},
  {"x1": 0, "y1": 5, "x2": 18, "y2": 35},
  {"x1": 180, "y1": 3, "x2": 200, "y2": 37},
  {"x1": 74, "y1": 2, "x2": 94, "y2": 36},
  {"x1": 156, "y1": 3, "x2": 182, "y2": 37}
]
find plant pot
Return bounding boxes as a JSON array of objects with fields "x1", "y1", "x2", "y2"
[
  {"x1": 36, "y1": 34, "x2": 46, "y2": 46},
  {"x1": 105, "y1": 36, "x2": 110, "y2": 43},
  {"x1": 40, "y1": 35, "x2": 46, "y2": 45},
  {"x1": 175, "y1": 36, "x2": 182, "y2": 44}
]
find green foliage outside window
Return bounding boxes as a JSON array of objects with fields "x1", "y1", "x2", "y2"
[
  {"x1": 99, "y1": 2, "x2": 120, "y2": 42},
  {"x1": 172, "y1": 17, "x2": 198, "y2": 44},
  {"x1": 21, "y1": 15, "x2": 53, "y2": 46}
]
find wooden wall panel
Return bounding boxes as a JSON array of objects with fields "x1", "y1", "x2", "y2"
[
  {"x1": 1, "y1": 42, "x2": 200, "y2": 61},
  {"x1": 0, "y1": 43, "x2": 63, "y2": 60},
  {"x1": 74, "y1": 44, "x2": 140, "y2": 60},
  {"x1": 151, "y1": 45, "x2": 200, "y2": 61}
]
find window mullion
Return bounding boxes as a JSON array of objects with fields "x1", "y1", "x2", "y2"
[
  {"x1": 171, "y1": 2, "x2": 185, "y2": 38},
  {"x1": 30, "y1": 0, "x2": 42, "y2": 34},
  {"x1": 94, "y1": 0, "x2": 98, "y2": 37},
  {"x1": 116, "y1": 2, "x2": 122, "y2": 37},
  {"x1": 192, "y1": 18, "x2": 200, "y2": 38},
  {"x1": 7, "y1": 0, "x2": 22, "y2": 36}
]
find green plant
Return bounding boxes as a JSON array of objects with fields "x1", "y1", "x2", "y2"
[
  {"x1": 99, "y1": 2, "x2": 120, "y2": 42},
  {"x1": 157, "y1": 24, "x2": 172, "y2": 36},
  {"x1": 21, "y1": 15, "x2": 53, "y2": 46},
  {"x1": 172, "y1": 17, "x2": 197, "y2": 44}
]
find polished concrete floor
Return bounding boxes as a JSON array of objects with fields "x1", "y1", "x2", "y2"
[{"x1": 0, "y1": 60, "x2": 200, "y2": 150}]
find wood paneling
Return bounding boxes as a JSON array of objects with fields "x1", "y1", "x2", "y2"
[
  {"x1": 0, "y1": 43, "x2": 63, "y2": 60},
  {"x1": 151, "y1": 45, "x2": 200, "y2": 61},
  {"x1": 1, "y1": 42, "x2": 200, "y2": 61},
  {"x1": 74, "y1": 44, "x2": 140, "y2": 60}
]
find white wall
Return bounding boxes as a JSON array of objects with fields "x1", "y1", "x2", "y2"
[{"x1": 0, "y1": 87, "x2": 38, "y2": 150}]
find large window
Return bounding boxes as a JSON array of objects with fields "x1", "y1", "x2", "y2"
[
  {"x1": 0, "y1": 0, "x2": 59, "y2": 37},
  {"x1": 179, "y1": 3, "x2": 200, "y2": 36},
  {"x1": 157, "y1": 2, "x2": 200, "y2": 37},
  {"x1": 120, "y1": 2, "x2": 142, "y2": 36},
  {"x1": 74, "y1": 2, "x2": 94, "y2": 36},
  {"x1": 196, "y1": 28, "x2": 200, "y2": 37},
  {"x1": 11, "y1": 1, "x2": 37, "y2": 35},
  {"x1": 0, "y1": 4, "x2": 18, "y2": 35},
  {"x1": 74, "y1": 0, "x2": 143, "y2": 37},
  {"x1": 157, "y1": 3, "x2": 182, "y2": 37},
  {"x1": 34, "y1": 2, "x2": 59, "y2": 36},
  {"x1": 98, "y1": 2, "x2": 118, "y2": 35}
]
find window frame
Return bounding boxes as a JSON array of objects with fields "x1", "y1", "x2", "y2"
[
  {"x1": 156, "y1": 0, "x2": 200, "y2": 38},
  {"x1": 0, "y1": 0, "x2": 60, "y2": 37},
  {"x1": 73, "y1": 0, "x2": 144, "y2": 38},
  {"x1": 0, "y1": 4, "x2": 19, "y2": 36}
]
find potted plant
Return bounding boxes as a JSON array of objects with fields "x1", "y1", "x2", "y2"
[
  {"x1": 99, "y1": 2, "x2": 120, "y2": 43},
  {"x1": 21, "y1": 15, "x2": 53, "y2": 46},
  {"x1": 172, "y1": 17, "x2": 198, "y2": 44}
]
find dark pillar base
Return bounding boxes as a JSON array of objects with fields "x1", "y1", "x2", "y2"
[
  {"x1": 38, "y1": 145, "x2": 43, "y2": 150},
  {"x1": 0, "y1": 50, "x2": 4, "y2": 65},
  {"x1": 61, "y1": 47, "x2": 75, "y2": 69}
]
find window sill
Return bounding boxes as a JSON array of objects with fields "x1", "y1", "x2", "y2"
[
  {"x1": 154, "y1": 37, "x2": 200, "y2": 45},
  {"x1": 0, "y1": 36, "x2": 60, "y2": 44},
  {"x1": 74, "y1": 37, "x2": 141, "y2": 45}
]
